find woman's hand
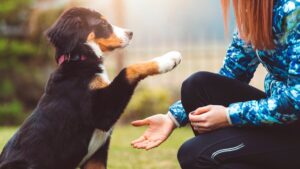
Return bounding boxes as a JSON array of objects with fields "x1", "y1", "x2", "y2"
[
  {"x1": 131, "y1": 114, "x2": 176, "y2": 150},
  {"x1": 189, "y1": 105, "x2": 231, "y2": 133}
]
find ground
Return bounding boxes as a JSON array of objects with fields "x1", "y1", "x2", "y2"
[{"x1": 0, "y1": 125, "x2": 193, "y2": 169}]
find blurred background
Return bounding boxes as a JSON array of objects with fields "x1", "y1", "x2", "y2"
[{"x1": 0, "y1": 0, "x2": 267, "y2": 168}]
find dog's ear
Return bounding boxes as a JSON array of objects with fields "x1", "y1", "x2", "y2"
[{"x1": 46, "y1": 15, "x2": 86, "y2": 54}]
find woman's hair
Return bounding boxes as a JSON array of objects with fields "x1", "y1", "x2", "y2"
[{"x1": 221, "y1": 0, "x2": 275, "y2": 50}]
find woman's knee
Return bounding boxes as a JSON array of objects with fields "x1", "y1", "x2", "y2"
[
  {"x1": 177, "y1": 139, "x2": 196, "y2": 168},
  {"x1": 181, "y1": 71, "x2": 215, "y2": 99},
  {"x1": 181, "y1": 71, "x2": 216, "y2": 112}
]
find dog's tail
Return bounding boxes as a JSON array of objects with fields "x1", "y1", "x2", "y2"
[{"x1": 0, "y1": 161, "x2": 29, "y2": 169}]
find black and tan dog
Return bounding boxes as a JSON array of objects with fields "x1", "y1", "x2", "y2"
[{"x1": 0, "y1": 7, "x2": 181, "y2": 169}]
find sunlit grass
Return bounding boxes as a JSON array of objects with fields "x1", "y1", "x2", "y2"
[
  {"x1": 0, "y1": 125, "x2": 193, "y2": 169},
  {"x1": 0, "y1": 127, "x2": 18, "y2": 149}
]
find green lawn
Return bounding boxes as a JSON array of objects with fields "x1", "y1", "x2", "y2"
[{"x1": 0, "y1": 125, "x2": 193, "y2": 169}]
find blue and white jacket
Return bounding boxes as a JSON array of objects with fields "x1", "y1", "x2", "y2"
[{"x1": 168, "y1": 0, "x2": 300, "y2": 127}]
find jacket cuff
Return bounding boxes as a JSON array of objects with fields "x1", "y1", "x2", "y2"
[
  {"x1": 227, "y1": 103, "x2": 246, "y2": 126},
  {"x1": 168, "y1": 101, "x2": 189, "y2": 126},
  {"x1": 225, "y1": 108, "x2": 233, "y2": 125},
  {"x1": 167, "y1": 111, "x2": 180, "y2": 128}
]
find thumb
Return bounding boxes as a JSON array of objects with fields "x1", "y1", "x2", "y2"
[{"x1": 131, "y1": 119, "x2": 149, "y2": 127}]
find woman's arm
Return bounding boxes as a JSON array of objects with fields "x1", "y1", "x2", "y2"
[
  {"x1": 219, "y1": 31, "x2": 260, "y2": 83},
  {"x1": 168, "y1": 31, "x2": 261, "y2": 127},
  {"x1": 228, "y1": 7, "x2": 300, "y2": 126}
]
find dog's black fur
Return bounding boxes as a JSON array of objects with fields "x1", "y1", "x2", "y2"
[{"x1": 0, "y1": 8, "x2": 142, "y2": 169}]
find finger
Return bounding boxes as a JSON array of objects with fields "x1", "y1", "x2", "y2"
[
  {"x1": 193, "y1": 126, "x2": 200, "y2": 131},
  {"x1": 132, "y1": 141, "x2": 144, "y2": 148},
  {"x1": 131, "y1": 119, "x2": 149, "y2": 127},
  {"x1": 132, "y1": 142, "x2": 145, "y2": 149},
  {"x1": 191, "y1": 120, "x2": 208, "y2": 128},
  {"x1": 145, "y1": 140, "x2": 162, "y2": 150},
  {"x1": 131, "y1": 136, "x2": 146, "y2": 145},
  {"x1": 189, "y1": 113, "x2": 206, "y2": 122},
  {"x1": 193, "y1": 105, "x2": 211, "y2": 115},
  {"x1": 191, "y1": 122, "x2": 201, "y2": 127},
  {"x1": 133, "y1": 139, "x2": 149, "y2": 146},
  {"x1": 134, "y1": 140, "x2": 150, "y2": 149}
]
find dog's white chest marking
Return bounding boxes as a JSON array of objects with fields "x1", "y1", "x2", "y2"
[
  {"x1": 79, "y1": 65, "x2": 112, "y2": 166},
  {"x1": 97, "y1": 64, "x2": 110, "y2": 84},
  {"x1": 79, "y1": 128, "x2": 112, "y2": 166}
]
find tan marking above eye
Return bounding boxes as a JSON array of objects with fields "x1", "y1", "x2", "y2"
[
  {"x1": 126, "y1": 61, "x2": 160, "y2": 84},
  {"x1": 87, "y1": 32, "x2": 96, "y2": 41},
  {"x1": 100, "y1": 16, "x2": 107, "y2": 21},
  {"x1": 89, "y1": 76, "x2": 109, "y2": 90}
]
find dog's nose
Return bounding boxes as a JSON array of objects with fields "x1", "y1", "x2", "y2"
[{"x1": 126, "y1": 31, "x2": 133, "y2": 40}]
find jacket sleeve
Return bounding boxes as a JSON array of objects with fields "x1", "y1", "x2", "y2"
[
  {"x1": 219, "y1": 31, "x2": 260, "y2": 84},
  {"x1": 168, "y1": 100, "x2": 188, "y2": 127},
  {"x1": 228, "y1": 8, "x2": 300, "y2": 126}
]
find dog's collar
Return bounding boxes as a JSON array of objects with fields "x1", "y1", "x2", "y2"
[{"x1": 58, "y1": 54, "x2": 87, "y2": 65}]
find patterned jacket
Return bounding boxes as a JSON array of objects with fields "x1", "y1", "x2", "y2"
[{"x1": 168, "y1": 0, "x2": 300, "y2": 127}]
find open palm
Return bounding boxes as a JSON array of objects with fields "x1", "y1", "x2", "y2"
[{"x1": 131, "y1": 114, "x2": 176, "y2": 150}]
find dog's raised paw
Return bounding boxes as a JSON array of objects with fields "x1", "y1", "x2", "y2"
[{"x1": 153, "y1": 51, "x2": 182, "y2": 73}]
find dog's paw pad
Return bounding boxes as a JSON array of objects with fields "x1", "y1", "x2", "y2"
[{"x1": 153, "y1": 51, "x2": 182, "y2": 73}]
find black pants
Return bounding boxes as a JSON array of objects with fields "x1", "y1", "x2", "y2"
[{"x1": 178, "y1": 71, "x2": 300, "y2": 169}]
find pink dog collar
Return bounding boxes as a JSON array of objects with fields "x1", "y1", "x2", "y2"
[{"x1": 58, "y1": 55, "x2": 87, "y2": 65}]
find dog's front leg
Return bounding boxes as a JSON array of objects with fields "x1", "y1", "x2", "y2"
[
  {"x1": 91, "y1": 51, "x2": 182, "y2": 130},
  {"x1": 125, "y1": 51, "x2": 182, "y2": 84},
  {"x1": 82, "y1": 137, "x2": 110, "y2": 169}
]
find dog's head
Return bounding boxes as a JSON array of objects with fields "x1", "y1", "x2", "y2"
[{"x1": 46, "y1": 7, "x2": 133, "y2": 61}]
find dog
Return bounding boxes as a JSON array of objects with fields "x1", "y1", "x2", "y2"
[{"x1": 0, "y1": 7, "x2": 181, "y2": 169}]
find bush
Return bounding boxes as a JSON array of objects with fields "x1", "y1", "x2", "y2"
[
  {"x1": 121, "y1": 87, "x2": 174, "y2": 123},
  {"x1": 0, "y1": 100, "x2": 25, "y2": 125},
  {"x1": 0, "y1": 4, "x2": 62, "y2": 126}
]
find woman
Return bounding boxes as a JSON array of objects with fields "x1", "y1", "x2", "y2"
[{"x1": 131, "y1": 0, "x2": 300, "y2": 169}]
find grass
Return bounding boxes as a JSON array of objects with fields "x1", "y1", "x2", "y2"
[{"x1": 0, "y1": 125, "x2": 193, "y2": 169}]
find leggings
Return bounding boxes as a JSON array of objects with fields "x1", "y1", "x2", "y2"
[{"x1": 177, "y1": 71, "x2": 300, "y2": 169}]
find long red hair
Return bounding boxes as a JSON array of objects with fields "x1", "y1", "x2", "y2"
[{"x1": 221, "y1": 0, "x2": 275, "y2": 50}]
